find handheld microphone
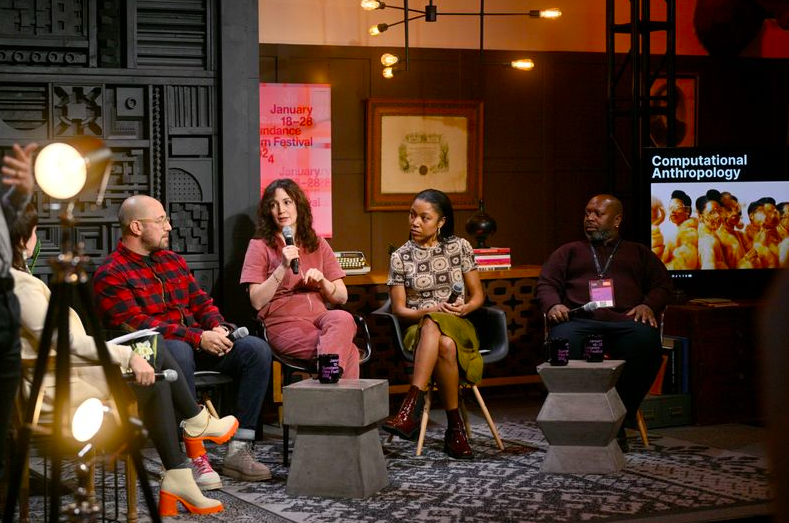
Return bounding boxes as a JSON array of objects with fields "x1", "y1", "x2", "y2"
[
  {"x1": 228, "y1": 326, "x2": 249, "y2": 342},
  {"x1": 282, "y1": 225, "x2": 299, "y2": 274},
  {"x1": 568, "y1": 301, "x2": 599, "y2": 317},
  {"x1": 447, "y1": 282, "x2": 463, "y2": 303},
  {"x1": 122, "y1": 369, "x2": 178, "y2": 382}
]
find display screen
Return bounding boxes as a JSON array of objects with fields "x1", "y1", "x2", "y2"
[{"x1": 646, "y1": 147, "x2": 789, "y2": 274}]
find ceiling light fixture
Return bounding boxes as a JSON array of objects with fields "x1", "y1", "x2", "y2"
[{"x1": 363, "y1": 1, "x2": 561, "y2": 78}]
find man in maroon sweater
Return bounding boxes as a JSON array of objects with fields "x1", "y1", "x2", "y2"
[{"x1": 536, "y1": 194, "x2": 671, "y2": 451}]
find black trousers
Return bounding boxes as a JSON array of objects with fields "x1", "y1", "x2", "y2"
[
  {"x1": 0, "y1": 287, "x2": 21, "y2": 480},
  {"x1": 548, "y1": 318, "x2": 664, "y2": 418},
  {"x1": 127, "y1": 336, "x2": 200, "y2": 470}
]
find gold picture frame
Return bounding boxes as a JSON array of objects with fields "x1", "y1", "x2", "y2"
[{"x1": 365, "y1": 99, "x2": 483, "y2": 211}]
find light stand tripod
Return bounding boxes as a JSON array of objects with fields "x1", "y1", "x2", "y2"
[{"x1": 2, "y1": 204, "x2": 161, "y2": 523}]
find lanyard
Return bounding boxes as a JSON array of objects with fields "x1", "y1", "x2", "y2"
[{"x1": 589, "y1": 239, "x2": 622, "y2": 278}]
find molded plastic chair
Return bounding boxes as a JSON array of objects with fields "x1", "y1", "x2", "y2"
[
  {"x1": 372, "y1": 298, "x2": 508, "y2": 455},
  {"x1": 257, "y1": 312, "x2": 373, "y2": 466}
]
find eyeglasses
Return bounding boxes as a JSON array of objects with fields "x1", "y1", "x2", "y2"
[{"x1": 136, "y1": 216, "x2": 171, "y2": 226}]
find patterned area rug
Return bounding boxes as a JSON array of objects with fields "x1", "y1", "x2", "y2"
[{"x1": 24, "y1": 421, "x2": 771, "y2": 523}]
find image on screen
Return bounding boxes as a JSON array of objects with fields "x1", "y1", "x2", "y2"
[{"x1": 647, "y1": 148, "x2": 789, "y2": 271}]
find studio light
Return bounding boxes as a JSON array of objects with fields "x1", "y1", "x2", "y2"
[
  {"x1": 34, "y1": 137, "x2": 113, "y2": 206},
  {"x1": 362, "y1": 1, "x2": 561, "y2": 76},
  {"x1": 4, "y1": 138, "x2": 162, "y2": 523},
  {"x1": 72, "y1": 397, "x2": 108, "y2": 443},
  {"x1": 382, "y1": 66, "x2": 396, "y2": 78}
]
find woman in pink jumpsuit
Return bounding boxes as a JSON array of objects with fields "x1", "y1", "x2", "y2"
[{"x1": 240, "y1": 179, "x2": 360, "y2": 378}]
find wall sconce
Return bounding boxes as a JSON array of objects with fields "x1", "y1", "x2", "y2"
[
  {"x1": 511, "y1": 58, "x2": 535, "y2": 71},
  {"x1": 363, "y1": 1, "x2": 561, "y2": 78}
]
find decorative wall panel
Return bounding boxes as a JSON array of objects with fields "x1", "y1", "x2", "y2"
[
  {"x1": 136, "y1": 0, "x2": 210, "y2": 69},
  {"x1": 0, "y1": 0, "x2": 221, "y2": 285},
  {"x1": 166, "y1": 85, "x2": 213, "y2": 131},
  {"x1": 0, "y1": 85, "x2": 48, "y2": 139},
  {"x1": 53, "y1": 85, "x2": 104, "y2": 136},
  {"x1": 107, "y1": 86, "x2": 147, "y2": 139}
]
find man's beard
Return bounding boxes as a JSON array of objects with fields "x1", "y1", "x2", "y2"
[
  {"x1": 143, "y1": 236, "x2": 168, "y2": 252},
  {"x1": 586, "y1": 228, "x2": 613, "y2": 242}
]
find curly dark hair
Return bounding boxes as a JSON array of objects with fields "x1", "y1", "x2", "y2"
[
  {"x1": 253, "y1": 178, "x2": 319, "y2": 252},
  {"x1": 413, "y1": 188, "x2": 455, "y2": 242},
  {"x1": 9, "y1": 203, "x2": 38, "y2": 271}
]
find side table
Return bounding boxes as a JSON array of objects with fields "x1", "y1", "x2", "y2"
[
  {"x1": 283, "y1": 378, "x2": 389, "y2": 498},
  {"x1": 536, "y1": 360, "x2": 626, "y2": 473}
]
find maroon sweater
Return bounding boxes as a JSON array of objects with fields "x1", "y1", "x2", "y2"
[{"x1": 536, "y1": 239, "x2": 672, "y2": 322}]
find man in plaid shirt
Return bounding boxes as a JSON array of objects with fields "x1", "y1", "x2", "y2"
[{"x1": 94, "y1": 195, "x2": 273, "y2": 486}]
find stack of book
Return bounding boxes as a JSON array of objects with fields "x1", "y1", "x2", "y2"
[{"x1": 474, "y1": 247, "x2": 511, "y2": 271}]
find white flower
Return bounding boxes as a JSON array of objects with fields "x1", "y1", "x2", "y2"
[{"x1": 133, "y1": 340, "x2": 154, "y2": 361}]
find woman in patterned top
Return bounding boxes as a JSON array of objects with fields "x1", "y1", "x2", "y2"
[{"x1": 381, "y1": 189, "x2": 484, "y2": 459}]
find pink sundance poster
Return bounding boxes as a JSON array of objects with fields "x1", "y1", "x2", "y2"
[{"x1": 259, "y1": 83, "x2": 332, "y2": 237}]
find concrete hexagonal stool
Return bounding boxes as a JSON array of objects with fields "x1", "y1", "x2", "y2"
[
  {"x1": 283, "y1": 379, "x2": 389, "y2": 498},
  {"x1": 536, "y1": 360, "x2": 626, "y2": 474}
]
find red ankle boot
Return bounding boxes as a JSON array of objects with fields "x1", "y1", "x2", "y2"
[
  {"x1": 444, "y1": 408, "x2": 473, "y2": 459},
  {"x1": 381, "y1": 385, "x2": 426, "y2": 441}
]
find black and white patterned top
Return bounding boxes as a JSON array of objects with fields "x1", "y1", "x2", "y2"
[{"x1": 387, "y1": 236, "x2": 478, "y2": 310}]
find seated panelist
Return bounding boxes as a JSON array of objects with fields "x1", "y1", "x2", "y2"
[
  {"x1": 93, "y1": 194, "x2": 273, "y2": 484},
  {"x1": 536, "y1": 194, "x2": 671, "y2": 452},
  {"x1": 241, "y1": 178, "x2": 360, "y2": 378},
  {"x1": 380, "y1": 189, "x2": 484, "y2": 459},
  {"x1": 10, "y1": 203, "x2": 237, "y2": 517}
]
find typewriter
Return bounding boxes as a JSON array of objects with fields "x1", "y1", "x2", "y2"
[{"x1": 334, "y1": 251, "x2": 371, "y2": 275}]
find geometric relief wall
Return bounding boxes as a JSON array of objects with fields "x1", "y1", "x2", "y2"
[{"x1": 0, "y1": 0, "x2": 219, "y2": 289}]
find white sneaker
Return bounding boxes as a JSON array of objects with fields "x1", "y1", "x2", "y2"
[
  {"x1": 222, "y1": 441, "x2": 272, "y2": 481},
  {"x1": 192, "y1": 454, "x2": 222, "y2": 490}
]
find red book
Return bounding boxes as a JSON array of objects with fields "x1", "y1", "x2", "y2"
[
  {"x1": 473, "y1": 247, "x2": 511, "y2": 255},
  {"x1": 476, "y1": 256, "x2": 511, "y2": 264}
]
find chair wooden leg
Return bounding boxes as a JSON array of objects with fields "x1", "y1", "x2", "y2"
[
  {"x1": 636, "y1": 408, "x2": 650, "y2": 447},
  {"x1": 19, "y1": 457, "x2": 30, "y2": 523},
  {"x1": 272, "y1": 361, "x2": 283, "y2": 426},
  {"x1": 415, "y1": 388, "x2": 432, "y2": 456},
  {"x1": 127, "y1": 401, "x2": 139, "y2": 523},
  {"x1": 125, "y1": 452, "x2": 138, "y2": 523},
  {"x1": 470, "y1": 385, "x2": 505, "y2": 451},
  {"x1": 201, "y1": 392, "x2": 220, "y2": 419}
]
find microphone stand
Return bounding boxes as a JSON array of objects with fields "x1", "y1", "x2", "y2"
[{"x1": 2, "y1": 204, "x2": 161, "y2": 523}]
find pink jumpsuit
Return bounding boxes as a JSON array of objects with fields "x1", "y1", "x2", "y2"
[{"x1": 240, "y1": 237, "x2": 360, "y2": 378}]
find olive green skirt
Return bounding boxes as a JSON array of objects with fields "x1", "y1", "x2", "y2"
[{"x1": 403, "y1": 312, "x2": 483, "y2": 385}]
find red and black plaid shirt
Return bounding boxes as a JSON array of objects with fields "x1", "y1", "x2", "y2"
[{"x1": 93, "y1": 241, "x2": 225, "y2": 347}]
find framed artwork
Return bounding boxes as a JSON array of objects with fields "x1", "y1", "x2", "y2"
[
  {"x1": 365, "y1": 99, "x2": 483, "y2": 211},
  {"x1": 649, "y1": 75, "x2": 698, "y2": 148}
]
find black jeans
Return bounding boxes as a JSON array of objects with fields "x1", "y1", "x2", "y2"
[
  {"x1": 548, "y1": 318, "x2": 664, "y2": 418},
  {"x1": 0, "y1": 287, "x2": 21, "y2": 480},
  {"x1": 127, "y1": 336, "x2": 200, "y2": 470}
]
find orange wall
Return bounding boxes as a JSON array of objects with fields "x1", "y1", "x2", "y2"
[{"x1": 259, "y1": 0, "x2": 789, "y2": 57}]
